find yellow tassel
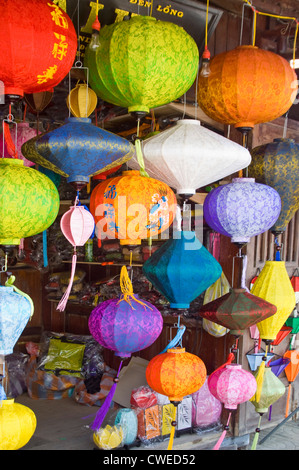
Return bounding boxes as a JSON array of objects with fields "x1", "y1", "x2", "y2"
[
  {"x1": 117, "y1": 265, "x2": 152, "y2": 309},
  {"x1": 250, "y1": 345, "x2": 268, "y2": 403},
  {"x1": 167, "y1": 406, "x2": 177, "y2": 450}
]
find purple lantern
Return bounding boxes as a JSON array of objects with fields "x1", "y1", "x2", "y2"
[
  {"x1": 88, "y1": 267, "x2": 163, "y2": 358},
  {"x1": 203, "y1": 178, "x2": 281, "y2": 245}
]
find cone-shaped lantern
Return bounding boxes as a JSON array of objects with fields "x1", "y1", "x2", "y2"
[
  {"x1": 146, "y1": 347, "x2": 206, "y2": 450},
  {"x1": 143, "y1": 230, "x2": 222, "y2": 309},
  {"x1": 128, "y1": 119, "x2": 251, "y2": 197},
  {"x1": 199, "y1": 288, "x2": 277, "y2": 337},
  {"x1": 85, "y1": 16, "x2": 199, "y2": 117},
  {"x1": 203, "y1": 178, "x2": 281, "y2": 246},
  {"x1": 248, "y1": 138, "x2": 299, "y2": 234},
  {"x1": 0, "y1": 0, "x2": 77, "y2": 100},
  {"x1": 283, "y1": 350, "x2": 299, "y2": 417},
  {"x1": 197, "y1": 46, "x2": 297, "y2": 133},
  {"x1": 21, "y1": 117, "x2": 135, "y2": 190},
  {"x1": 251, "y1": 261, "x2": 296, "y2": 341},
  {"x1": 250, "y1": 367, "x2": 285, "y2": 449},
  {"x1": 271, "y1": 326, "x2": 292, "y2": 347},
  {"x1": 90, "y1": 170, "x2": 177, "y2": 246},
  {"x1": 0, "y1": 159, "x2": 59, "y2": 247}
]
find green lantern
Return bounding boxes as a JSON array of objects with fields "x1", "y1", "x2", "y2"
[
  {"x1": 85, "y1": 16, "x2": 199, "y2": 117},
  {"x1": 249, "y1": 138, "x2": 299, "y2": 234},
  {"x1": 0, "y1": 159, "x2": 60, "y2": 246}
]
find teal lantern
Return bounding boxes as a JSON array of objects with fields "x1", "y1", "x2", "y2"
[
  {"x1": 142, "y1": 230, "x2": 222, "y2": 309},
  {"x1": 85, "y1": 16, "x2": 199, "y2": 117},
  {"x1": 248, "y1": 138, "x2": 299, "y2": 234}
]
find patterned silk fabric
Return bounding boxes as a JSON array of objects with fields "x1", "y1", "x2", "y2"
[
  {"x1": 85, "y1": 16, "x2": 199, "y2": 114},
  {"x1": 249, "y1": 138, "x2": 299, "y2": 233},
  {"x1": 0, "y1": 399, "x2": 36, "y2": 450},
  {"x1": 250, "y1": 368, "x2": 285, "y2": 414},
  {"x1": 146, "y1": 347, "x2": 206, "y2": 402},
  {"x1": 197, "y1": 46, "x2": 297, "y2": 129}
]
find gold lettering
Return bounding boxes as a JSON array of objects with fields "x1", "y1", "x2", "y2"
[
  {"x1": 48, "y1": 3, "x2": 69, "y2": 28},
  {"x1": 52, "y1": 0, "x2": 66, "y2": 12},
  {"x1": 114, "y1": 8, "x2": 138, "y2": 22},
  {"x1": 37, "y1": 65, "x2": 58, "y2": 84}
]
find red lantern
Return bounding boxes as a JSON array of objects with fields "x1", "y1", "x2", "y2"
[
  {"x1": 0, "y1": 0, "x2": 77, "y2": 100},
  {"x1": 146, "y1": 347, "x2": 206, "y2": 449}
]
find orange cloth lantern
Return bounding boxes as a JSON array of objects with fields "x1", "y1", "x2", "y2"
[
  {"x1": 146, "y1": 347, "x2": 206, "y2": 449},
  {"x1": 283, "y1": 350, "x2": 299, "y2": 417},
  {"x1": 90, "y1": 170, "x2": 177, "y2": 246},
  {"x1": 197, "y1": 46, "x2": 297, "y2": 131}
]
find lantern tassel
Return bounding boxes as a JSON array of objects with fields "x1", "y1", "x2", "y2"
[
  {"x1": 250, "y1": 345, "x2": 268, "y2": 403},
  {"x1": 135, "y1": 139, "x2": 149, "y2": 177},
  {"x1": 213, "y1": 412, "x2": 231, "y2": 450},
  {"x1": 167, "y1": 405, "x2": 177, "y2": 450},
  {"x1": 91, "y1": 361, "x2": 123, "y2": 431},
  {"x1": 3, "y1": 122, "x2": 18, "y2": 158},
  {"x1": 285, "y1": 383, "x2": 292, "y2": 417},
  {"x1": 251, "y1": 414, "x2": 262, "y2": 450},
  {"x1": 118, "y1": 265, "x2": 152, "y2": 309},
  {"x1": 56, "y1": 252, "x2": 77, "y2": 312}
]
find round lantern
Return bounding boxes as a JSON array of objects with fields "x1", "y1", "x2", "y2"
[
  {"x1": 248, "y1": 138, "x2": 299, "y2": 234},
  {"x1": 0, "y1": 158, "x2": 60, "y2": 247},
  {"x1": 56, "y1": 201, "x2": 95, "y2": 312},
  {"x1": 199, "y1": 288, "x2": 277, "y2": 337},
  {"x1": 88, "y1": 268, "x2": 163, "y2": 358},
  {"x1": 250, "y1": 367, "x2": 285, "y2": 450},
  {"x1": 66, "y1": 83, "x2": 98, "y2": 118},
  {"x1": 24, "y1": 89, "x2": 54, "y2": 115},
  {"x1": 85, "y1": 16, "x2": 199, "y2": 116},
  {"x1": 0, "y1": 398, "x2": 36, "y2": 450},
  {"x1": 0, "y1": 0, "x2": 77, "y2": 100},
  {"x1": 21, "y1": 117, "x2": 135, "y2": 190},
  {"x1": 143, "y1": 230, "x2": 222, "y2": 309},
  {"x1": 208, "y1": 363, "x2": 257, "y2": 449},
  {"x1": 1, "y1": 122, "x2": 37, "y2": 166},
  {"x1": 128, "y1": 119, "x2": 251, "y2": 197},
  {"x1": 197, "y1": 45, "x2": 297, "y2": 132},
  {"x1": 251, "y1": 261, "x2": 296, "y2": 341},
  {"x1": 0, "y1": 284, "x2": 33, "y2": 355},
  {"x1": 114, "y1": 408, "x2": 138, "y2": 446},
  {"x1": 90, "y1": 170, "x2": 177, "y2": 246},
  {"x1": 203, "y1": 178, "x2": 281, "y2": 246}
]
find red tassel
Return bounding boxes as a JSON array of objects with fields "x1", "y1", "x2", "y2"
[{"x1": 3, "y1": 122, "x2": 18, "y2": 158}]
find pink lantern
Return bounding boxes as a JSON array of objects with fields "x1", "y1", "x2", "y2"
[
  {"x1": 208, "y1": 363, "x2": 257, "y2": 450},
  {"x1": 1, "y1": 122, "x2": 37, "y2": 166},
  {"x1": 56, "y1": 199, "x2": 95, "y2": 311},
  {"x1": 192, "y1": 377, "x2": 222, "y2": 428}
]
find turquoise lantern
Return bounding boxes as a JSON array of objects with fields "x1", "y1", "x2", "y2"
[
  {"x1": 142, "y1": 230, "x2": 222, "y2": 309},
  {"x1": 21, "y1": 117, "x2": 135, "y2": 191}
]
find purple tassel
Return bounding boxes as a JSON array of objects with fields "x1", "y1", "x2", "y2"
[{"x1": 91, "y1": 361, "x2": 123, "y2": 431}]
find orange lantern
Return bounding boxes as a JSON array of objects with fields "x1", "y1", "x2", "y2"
[
  {"x1": 283, "y1": 350, "x2": 299, "y2": 417},
  {"x1": 197, "y1": 46, "x2": 297, "y2": 133},
  {"x1": 90, "y1": 170, "x2": 177, "y2": 246},
  {"x1": 146, "y1": 347, "x2": 206, "y2": 449}
]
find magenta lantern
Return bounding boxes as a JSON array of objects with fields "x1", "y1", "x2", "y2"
[{"x1": 1, "y1": 122, "x2": 37, "y2": 166}]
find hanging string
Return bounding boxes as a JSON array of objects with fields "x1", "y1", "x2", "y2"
[{"x1": 283, "y1": 111, "x2": 289, "y2": 138}]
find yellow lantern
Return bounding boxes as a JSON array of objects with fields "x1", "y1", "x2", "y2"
[{"x1": 0, "y1": 399, "x2": 36, "y2": 450}]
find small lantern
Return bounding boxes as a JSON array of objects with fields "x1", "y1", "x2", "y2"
[
  {"x1": 290, "y1": 269, "x2": 299, "y2": 304},
  {"x1": 66, "y1": 83, "x2": 97, "y2": 118},
  {"x1": 143, "y1": 230, "x2": 222, "y2": 309},
  {"x1": 0, "y1": 399, "x2": 36, "y2": 450},
  {"x1": 146, "y1": 347, "x2": 206, "y2": 450},
  {"x1": 56, "y1": 199, "x2": 95, "y2": 311},
  {"x1": 203, "y1": 178, "x2": 281, "y2": 247},
  {"x1": 267, "y1": 356, "x2": 290, "y2": 421}
]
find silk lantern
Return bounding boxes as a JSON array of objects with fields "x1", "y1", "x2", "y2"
[
  {"x1": 56, "y1": 199, "x2": 95, "y2": 311},
  {"x1": 203, "y1": 178, "x2": 281, "y2": 246},
  {"x1": 143, "y1": 230, "x2": 222, "y2": 309},
  {"x1": 251, "y1": 261, "x2": 296, "y2": 342},
  {"x1": 250, "y1": 367, "x2": 285, "y2": 450},
  {"x1": 24, "y1": 89, "x2": 54, "y2": 115},
  {"x1": 197, "y1": 45, "x2": 297, "y2": 133},
  {"x1": 199, "y1": 288, "x2": 277, "y2": 337},
  {"x1": 90, "y1": 170, "x2": 177, "y2": 246},
  {"x1": 0, "y1": 158, "x2": 59, "y2": 247},
  {"x1": 1, "y1": 122, "x2": 37, "y2": 166},
  {"x1": 146, "y1": 347, "x2": 206, "y2": 449},
  {"x1": 268, "y1": 356, "x2": 290, "y2": 421},
  {"x1": 21, "y1": 117, "x2": 135, "y2": 190},
  {"x1": 85, "y1": 16, "x2": 199, "y2": 117},
  {"x1": 0, "y1": 399, "x2": 36, "y2": 450},
  {"x1": 128, "y1": 119, "x2": 251, "y2": 197},
  {"x1": 249, "y1": 138, "x2": 299, "y2": 234},
  {"x1": 0, "y1": 0, "x2": 77, "y2": 100},
  {"x1": 89, "y1": 266, "x2": 163, "y2": 431},
  {"x1": 208, "y1": 363, "x2": 257, "y2": 450},
  {"x1": 283, "y1": 350, "x2": 299, "y2": 418},
  {"x1": 66, "y1": 83, "x2": 97, "y2": 118}
]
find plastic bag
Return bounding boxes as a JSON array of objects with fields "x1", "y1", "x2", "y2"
[
  {"x1": 130, "y1": 386, "x2": 161, "y2": 441},
  {"x1": 202, "y1": 272, "x2": 230, "y2": 337},
  {"x1": 192, "y1": 377, "x2": 222, "y2": 429}
]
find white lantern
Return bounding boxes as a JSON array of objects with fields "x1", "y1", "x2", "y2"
[{"x1": 128, "y1": 119, "x2": 251, "y2": 196}]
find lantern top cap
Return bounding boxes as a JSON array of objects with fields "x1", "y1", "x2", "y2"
[
  {"x1": 1, "y1": 398, "x2": 14, "y2": 405},
  {"x1": 167, "y1": 347, "x2": 186, "y2": 354},
  {"x1": 232, "y1": 177, "x2": 255, "y2": 184},
  {"x1": 273, "y1": 138, "x2": 295, "y2": 143},
  {"x1": 122, "y1": 170, "x2": 140, "y2": 176},
  {"x1": 236, "y1": 45, "x2": 258, "y2": 50},
  {"x1": 176, "y1": 119, "x2": 201, "y2": 126},
  {"x1": 65, "y1": 117, "x2": 92, "y2": 124},
  {"x1": 225, "y1": 364, "x2": 242, "y2": 370},
  {"x1": 0, "y1": 158, "x2": 24, "y2": 167}
]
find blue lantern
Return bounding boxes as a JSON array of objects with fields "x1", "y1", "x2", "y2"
[
  {"x1": 142, "y1": 230, "x2": 222, "y2": 309},
  {"x1": 21, "y1": 117, "x2": 135, "y2": 189}
]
